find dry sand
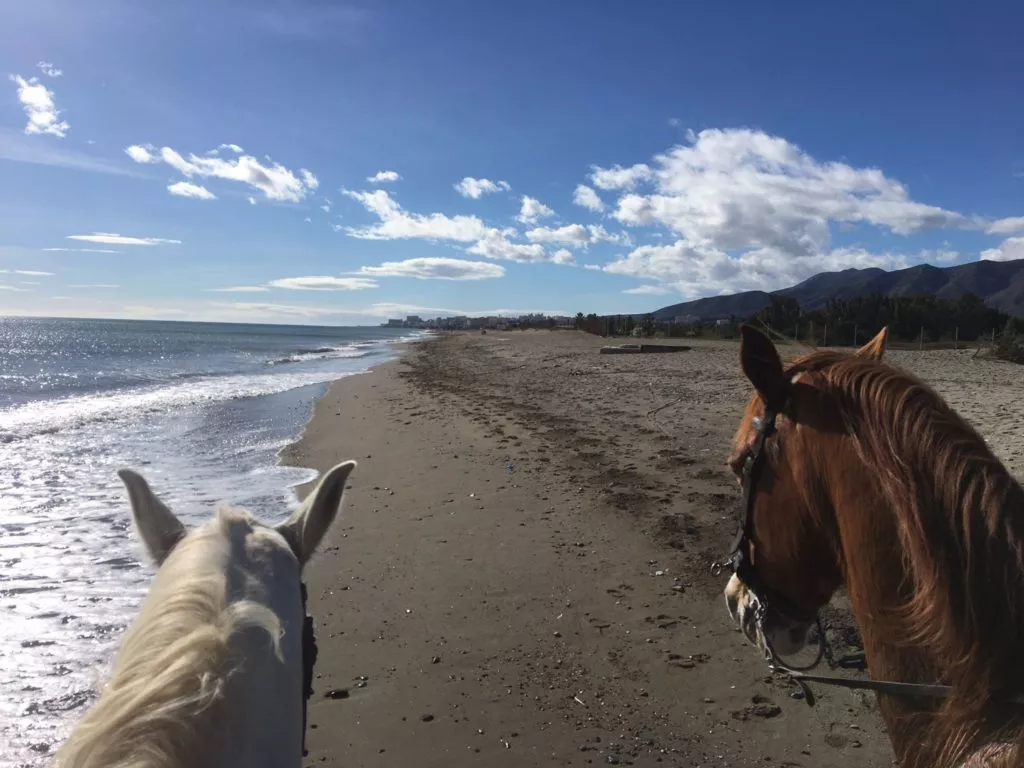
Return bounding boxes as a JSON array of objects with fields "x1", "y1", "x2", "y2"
[{"x1": 282, "y1": 330, "x2": 1024, "y2": 768}]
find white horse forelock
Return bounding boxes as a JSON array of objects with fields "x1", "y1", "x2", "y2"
[{"x1": 55, "y1": 460, "x2": 356, "y2": 768}]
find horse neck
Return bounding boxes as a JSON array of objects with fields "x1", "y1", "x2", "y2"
[{"x1": 821, "y1": 431, "x2": 1024, "y2": 767}]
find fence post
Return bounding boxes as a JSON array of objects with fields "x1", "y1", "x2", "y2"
[
  {"x1": 919, "y1": 326, "x2": 924, "y2": 351},
  {"x1": 954, "y1": 326, "x2": 958, "y2": 350}
]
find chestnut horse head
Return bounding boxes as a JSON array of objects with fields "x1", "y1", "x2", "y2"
[{"x1": 722, "y1": 324, "x2": 1024, "y2": 767}]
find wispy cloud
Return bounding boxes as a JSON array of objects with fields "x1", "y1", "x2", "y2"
[
  {"x1": 454, "y1": 177, "x2": 511, "y2": 199},
  {"x1": 0, "y1": 284, "x2": 29, "y2": 292},
  {"x1": 623, "y1": 284, "x2": 672, "y2": 295},
  {"x1": 9, "y1": 74, "x2": 69, "y2": 137},
  {"x1": 367, "y1": 170, "x2": 400, "y2": 183},
  {"x1": 66, "y1": 233, "x2": 181, "y2": 246},
  {"x1": 0, "y1": 129, "x2": 143, "y2": 177},
  {"x1": 205, "y1": 285, "x2": 272, "y2": 293},
  {"x1": 0, "y1": 269, "x2": 54, "y2": 276},
  {"x1": 168, "y1": 181, "x2": 216, "y2": 200},
  {"x1": 125, "y1": 143, "x2": 318, "y2": 202},
  {"x1": 37, "y1": 62, "x2": 62, "y2": 78},
  {"x1": 267, "y1": 276, "x2": 378, "y2": 291},
  {"x1": 357, "y1": 257, "x2": 505, "y2": 281},
  {"x1": 43, "y1": 247, "x2": 118, "y2": 254},
  {"x1": 69, "y1": 284, "x2": 119, "y2": 289}
]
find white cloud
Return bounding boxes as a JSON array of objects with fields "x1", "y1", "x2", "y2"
[
  {"x1": 124, "y1": 144, "x2": 318, "y2": 202},
  {"x1": 341, "y1": 188, "x2": 570, "y2": 263},
  {"x1": 125, "y1": 144, "x2": 157, "y2": 163},
  {"x1": 573, "y1": 184, "x2": 605, "y2": 212},
  {"x1": 69, "y1": 284, "x2": 119, "y2": 289},
  {"x1": 0, "y1": 284, "x2": 29, "y2": 292},
  {"x1": 592, "y1": 127, "x2": 977, "y2": 294},
  {"x1": 986, "y1": 217, "x2": 1024, "y2": 235},
  {"x1": 981, "y1": 237, "x2": 1024, "y2": 263},
  {"x1": 321, "y1": 199, "x2": 332, "y2": 213},
  {"x1": 0, "y1": 269, "x2": 54, "y2": 276},
  {"x1": 525, "y1": 223, "x2": 628, "y2": 249},
  {"x1": 42, "y1": 247, "x2": 118, "y2": 253},
  {"x1": 342, "y1": 189, "x2": 490, "y2": 242},
  {"x1": 367, "y1": 170, "x2": 401, "y2": 183},
  {"x1": 10, "y1": 74, "x2": 68, "y2": 138},
  {"x1": 267, "y1": 276, "x2": 378, "y2": 291},
  {"x1": 466, "y1": 229, "x2": 550, "y2": 263},
  {"x1": 206, "y1": 285, "x2": 271, "y2": 293},
  {"x1": 918, "y1": 248, "x2": 960, "y2": 264},
  {"x1": 590, "y1": 163, "x2": 653, "y2": 191},
  {"x1": 168, "y1": 181, "x2": 216, "y2": 200},
  {"x1": 551, "y1": 249, "x2": 575, "y2": 266},
  {"x1": 583, "y1": 264, "x2": 603, "y2": 271},
  {"x1": 454, "y1": 177, "x2": 511, "y2": 199},
  {"x1": 623, "y1": 284, "x2": 673, "y2": 295},
  {"x1": 37, "y1": 62, "x2": 62, "y2": 78},
  {"x1": 605, "y1": 240, "x2": 911, "y2": 298},
  {"x1": 66, "y1": 233, "x2": 181, "y2": 246},
  {"x1": 357, "y1": 257, "x2": 504, "y2": 280},
  {"x1": 217, "y1": 143, "x2": 244, "y2": 154},
  {"x1": 611, "y1": 129, "x2": 967, "y2": 247},
  {"x1": 517, "y1": 195, "x2": 554, "y2": 224}
]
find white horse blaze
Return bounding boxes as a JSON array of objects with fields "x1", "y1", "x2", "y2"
[{"x1": 54, "y1": 460, "x2": 356, "y2": 768}]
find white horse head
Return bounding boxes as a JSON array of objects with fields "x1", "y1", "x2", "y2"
[{"x1": 55, "y1": 460, "x2": 357, "y2": 768}]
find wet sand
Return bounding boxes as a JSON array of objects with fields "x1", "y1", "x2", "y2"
[{"x1": 283, "y1": 330, "x2": 1024, "y2": 768}]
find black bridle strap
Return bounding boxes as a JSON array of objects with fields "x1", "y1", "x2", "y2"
[{"x1": 299, "y1": 581, "x2": 317, "y2": 758}]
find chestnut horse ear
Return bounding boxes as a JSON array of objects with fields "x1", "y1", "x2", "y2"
[
  {"x1": 856, "y1": 326, "x2": 888, "y2": 360},
  {"x1": 739, "y1": 324, "x2": 788, "y2": 407}
]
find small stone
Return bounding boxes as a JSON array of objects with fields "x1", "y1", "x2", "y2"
[
  {"x1": 421, "y1": 714, "x2": 435, "y2": 722},
  {"x1": 324, "y1": 688, "x2": 349, "y2": 700},
  {"x1": 431, "y1": 656, "x2": 441, "y2": 664}
]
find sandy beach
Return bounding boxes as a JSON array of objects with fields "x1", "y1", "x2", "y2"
[{"x1": 283, "y1": 330, "x2": 1024, "y2": 768}]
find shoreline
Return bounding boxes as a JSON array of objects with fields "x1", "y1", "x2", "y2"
[{"x1": 277, "y1": 337, "x2": 417, "y2": 500}]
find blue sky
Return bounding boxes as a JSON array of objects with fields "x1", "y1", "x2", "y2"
[{"x1": 1, "y1": 0, "x2": 1023, "y2": 325}]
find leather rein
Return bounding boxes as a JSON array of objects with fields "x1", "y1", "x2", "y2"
[{"x1": 713, "y1": 398, "x2": 1024, "y2": 708}]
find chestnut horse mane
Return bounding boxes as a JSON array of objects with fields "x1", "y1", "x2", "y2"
[{"x1": 781, "y1": 346, "x2": 1024, "y2": 734}]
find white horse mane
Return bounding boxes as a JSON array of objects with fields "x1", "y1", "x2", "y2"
[{"x1": 55, "y1": 461, "x2": 356, "y2": 768}]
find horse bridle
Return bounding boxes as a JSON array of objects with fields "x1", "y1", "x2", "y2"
[
  {"x1": 714, "y1": 394, "x2": 1024, "y2": 708},
  {"x1": 298, "y1": 580, "x2": 318, "y2": 757},
  {"x1": 713, "y1": 396, "x2": 830, "y2": 678}
]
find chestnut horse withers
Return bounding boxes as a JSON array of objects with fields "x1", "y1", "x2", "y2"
[{"x1": 723, "y1": 324, "x2": 1024, "y2": 768}]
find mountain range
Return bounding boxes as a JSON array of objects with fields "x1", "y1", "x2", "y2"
[{"x1": 649, "y1": 258, "x2": 1024, "y2": 321}]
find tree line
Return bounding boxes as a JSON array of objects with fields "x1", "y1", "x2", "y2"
[{"x1": 576, "y1": 292, "x2": 1023, "y2": 351}]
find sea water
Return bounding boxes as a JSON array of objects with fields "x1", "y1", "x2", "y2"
[{"x1": 0, "y1": 316, "x2": 421, "y2": 765}]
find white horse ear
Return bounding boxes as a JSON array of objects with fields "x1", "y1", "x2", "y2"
[
  {"x1": 278, "y1": 460, "x2": 356, "y2": 567},
  {"x1": 117, "y1": 469, "x2": 186, "y2": 566}
]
